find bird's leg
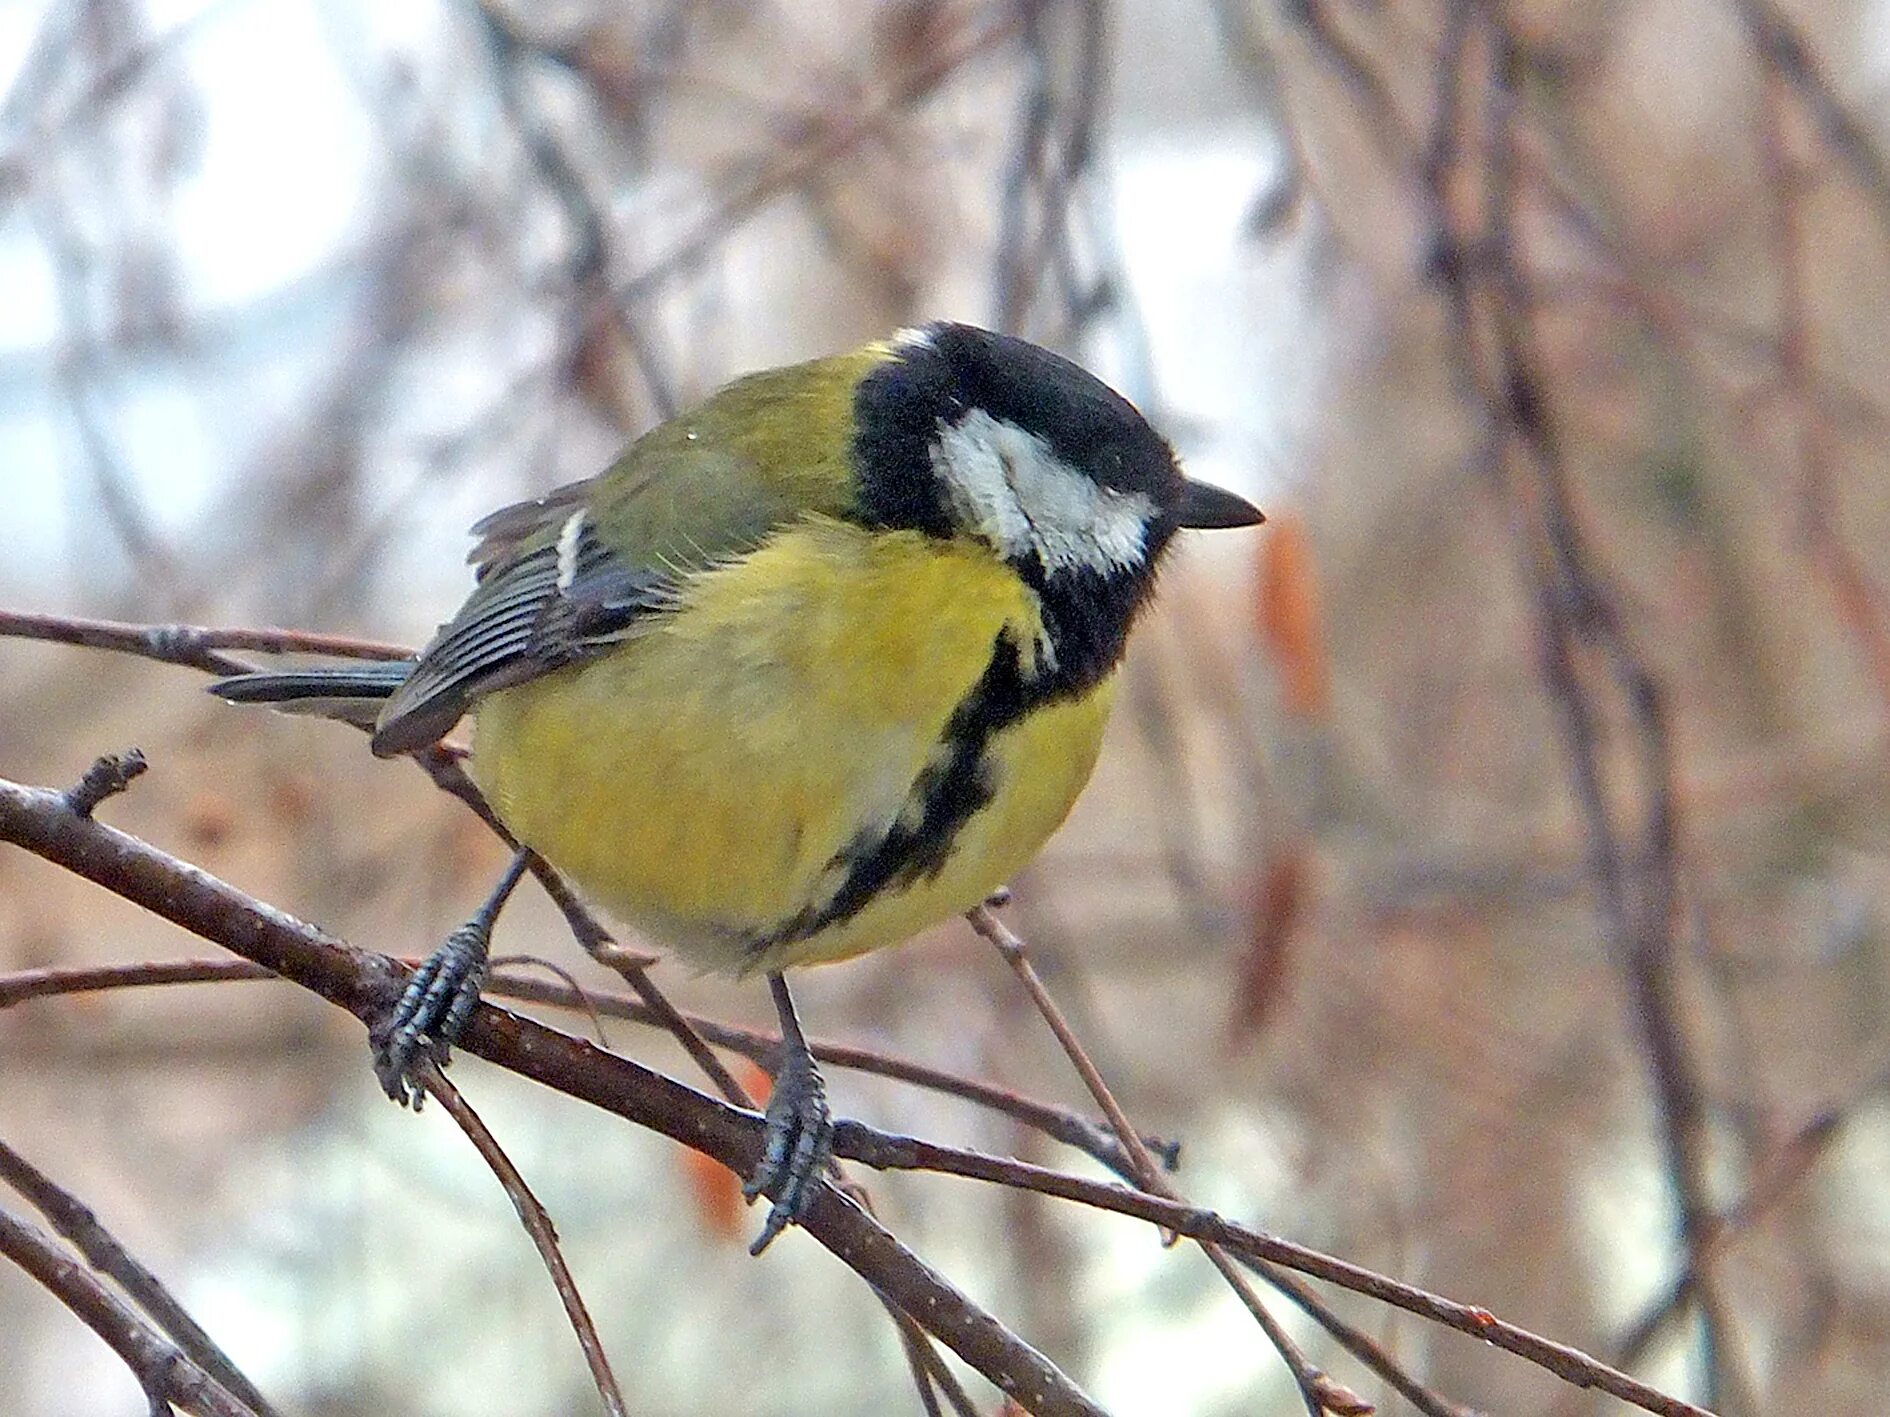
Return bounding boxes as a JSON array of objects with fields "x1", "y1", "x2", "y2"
[
  {"x1": 373, "y1": 846, "x2": 532, "y2": 1107},
  {"x1": 744, "y1": 971, "x2": 835, "y2": 1254}
]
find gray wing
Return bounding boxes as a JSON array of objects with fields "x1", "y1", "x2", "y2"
[{"x1": 368, "y1": 503, "x2": 679, "y2": 756}]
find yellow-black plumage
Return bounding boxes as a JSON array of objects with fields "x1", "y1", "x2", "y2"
[
  {"x1": 472, "y1": 516, "x2": 1114, "y2": 976},
  {"x1": 210, "y1": 321, "x2": 1262, "y2": 1248}
]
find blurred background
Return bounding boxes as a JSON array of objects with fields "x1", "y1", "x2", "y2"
[{"x1": 3, "y1": 0, "x2": 1890, "y2": 1413}]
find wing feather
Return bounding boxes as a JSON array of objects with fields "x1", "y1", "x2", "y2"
[
  {"x1": 370, "y1": 522, "x2": 679, "y2": 755},
  {"x1": 367, "y1": 344, "x2": 880, "y2": 756}
]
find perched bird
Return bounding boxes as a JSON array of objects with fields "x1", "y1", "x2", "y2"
[{"x1": 213, "y1": 322, "x2": 1262, "y2": 1249}]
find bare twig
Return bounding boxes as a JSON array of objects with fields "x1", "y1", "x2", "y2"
[
  {"x1": 417, "y1": 1062, "x2": 628, "y2": 1417},
  {"x1": 63, "y1": 748, "x2": 147, "y2": 818},
  {"x1": 968, "y1": 905, "x2": 1372, "y2": 1417},
  {"x1": 0, "y1": 1139, "x2": 279, "y2": 1417},
  {"x1": 0, "y1": 1203, "x2": 259, "y2": 1417}
]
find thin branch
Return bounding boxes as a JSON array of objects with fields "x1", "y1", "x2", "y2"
[
  {"x1": 417, "y1": 1062, "x2": 628, "y2": 1417},
  {"x1": 1729, "y1": 0, "x2": 1890, "y2": 243},
  {"x1": 0, "y1": 1203, "x2": 258, "y2": 1417},
  {"x1": 1228, "y1": 1251, "x2": 1481, "y2": 1417},
  {"x1": 0, "y1": 609, "x2": 413, "y2": 667},
  {"x1": 1422, "y1": 9, "x2": 1743, "y2": 1407},
  {"x1": 968, "y1": 905, "x2": 1372, "y2": 1417},
  {"x1": 0, "y1": 956, "x2": 1165, "y2": 1180},
  {"x1": 1205, "y1": 1240, "x2": 1368, "y2": 1417}
]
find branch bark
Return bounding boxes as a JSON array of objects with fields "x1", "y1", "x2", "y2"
[{"x1": 0, "y1": 768, "x2": 1716, "y2": 1417}]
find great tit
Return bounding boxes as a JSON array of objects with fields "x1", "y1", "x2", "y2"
[{"x1": 213, "y1": 321, "x2": 1263, "y2": 1249}]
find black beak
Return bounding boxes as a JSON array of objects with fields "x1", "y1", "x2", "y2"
[{"x1": 1176, "y1": 477, "x2": 1265, "y2": 529}]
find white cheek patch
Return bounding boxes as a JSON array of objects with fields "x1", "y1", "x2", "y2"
[{"x1": 930, "y1": 409, "x2": 1155, "y2": 575}]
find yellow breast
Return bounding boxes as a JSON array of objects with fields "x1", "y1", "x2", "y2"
[{"x1": 468, "y1": 517, "x2": 1116, "y2": 975}]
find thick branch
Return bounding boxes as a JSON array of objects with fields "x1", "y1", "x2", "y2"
[
  {"x1": 0, "y1": 773, "x2": 1101, "y2": 1417},
  {"x1": 0, "y1": 771, "x2": 1714, "y2": 1417}
]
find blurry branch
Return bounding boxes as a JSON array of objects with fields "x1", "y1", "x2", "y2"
[
  {"x1": 1121, "y1": 657, "x2": 1226, "y2": 944},
  {"x1": 0, "y1": 1202, "x2": 258, "y2": 1417},
  {"x1": 1422, "y1": 8, "x2": 1745, "y2": 1412},
  {"x1": 1608, "y1": 1097, "x2": 1849, "y2": 1376},
  {"x1": 0, "y1": 768, "x2": 1715, "y2": 1417},
  {"x1": 0, "y1": 0, "x2": 86, "y2": 133},
  {"x1": 992, "y1": 0, "x2": 1110, "y2": 337},
  {"x1": 0, "y1": 1138, "x2": 279, "y2": 1417},
  {"x1": 417, "y1": 1062, "x2": 629, "y2": 1417},
  {"x1": 1756, "y1": 67, "x2": 1890, "y2": 720},
  {"x1": 35, "y1": 210, "x2": 187, "y2": 603},
  {"x1": 1277, "y1": 0, "x2": 1414, "y2": 163},
  {"x1": 24, "y1": 0, "x2": 220, "y2": 609},
  {"x1": 473, "y1": 0, "x2": 678, "y2": 425},
  {"x1": 1728, "y1": 0, "x2": 1890, "y2": 244},
  {"x1": 0, "y1": 0, "x2": 246, "y2": 204},
  {"x1": 1511, "y1": 1, "x2": 1890, "y2": 727},
  {"x1": 609, "y1": 5, "x2": 1019, "y2": 312}
]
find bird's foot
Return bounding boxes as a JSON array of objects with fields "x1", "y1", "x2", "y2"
[
  {"x1": 372, "y1": 919, "x2": 491, "y2": 1108},
  {"x1": 743, "y1": 1046, "x2": 834, "y2": 1255}
]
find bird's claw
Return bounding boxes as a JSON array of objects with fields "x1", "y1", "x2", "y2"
[
  {"x1": 373, "y1": 920, "x2": 490, "y2": 1107},
  {"x1": 743, "y1": 1050, "x2": 834, "y2": 1255}
]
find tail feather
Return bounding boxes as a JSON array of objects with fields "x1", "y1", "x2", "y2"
[{"x1": 209, "y1": 662, "x2": 415, "y2": 730}]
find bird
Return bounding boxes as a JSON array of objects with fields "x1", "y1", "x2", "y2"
[{"x1": 211, "y1": 321, "x2": 1263, "y2": 1251}]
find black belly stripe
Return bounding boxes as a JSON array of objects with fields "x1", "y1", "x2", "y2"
[
  {"x1": 746, "y1": 629, "x2": 1036, "y2": 953},
  {"x1": 741, "y1": 558, "x2": 1152, "y2": 958}
]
